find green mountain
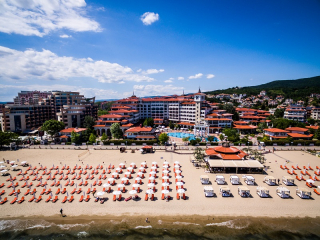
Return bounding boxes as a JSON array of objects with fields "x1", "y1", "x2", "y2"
[{"x1": 206, "y1": 76, "x2": 320, "y2": 101}]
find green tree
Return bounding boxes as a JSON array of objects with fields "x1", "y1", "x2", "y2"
[
  {"x1": 158, "y1": 133, "x2": 169, "y2": 145},
  {"x1": 41, "y1": 120, "x2": 65, "y2": 137},
  {"x1": 143, "y1": 118, "x2": 154, "y2": 127},
  {"x1": 193, "y1": 147, "x2": 205, "y2": 166},
  {"x1": 258, "y1": 122, "x2": 268, "y2": 132},
  {"x1": 315, "y1": 128, "x2": 320, "y2": 140},
  {"x1": 307, "y1": 118, "x2": 316, "y2": 125},
  {"x1": 274, "y1": 108, "x2": 285, "y2": 118},
  {"x1": 169, "y1": 121, "x2": 174, "y2": 129},
  {"x1": 0, "y1": 131, "x2": 19, "y2": 148},
  {"x1": 182, "y1": 137, "x2": 189, "y2": 142},
  {"x1": 101, "y1": 132, "x2": 107, "y2": 141},
  {"x1": 110, "y1": 123, "x2": 123, "y2": 139},
  {"x1": 89, "y1": 133, "x2": 96, "y2": 143},
  {"x1": 219, "y1": 134, "x2": 225, "y2": 141},
  {"x1": 71, "y1": 131, "x2": 81, "y2": 144},
  {"x1": 207, "y1": 136, "x2": 214, "y2": 142},
  {"x1": 98, "y1": 109, "x2": 109, "y2": 116},
  {"x1": 222, "y1": 128, "x2": 240, "y2": 142},
  {"x1": 83, "y1": 116, "x2": 95, "y2": 130}
]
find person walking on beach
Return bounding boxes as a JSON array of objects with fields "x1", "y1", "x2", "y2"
[
  {"x1": 60, "y1": 208, "x2": 63, "y2": 216},
  {"x1": 277, "y1": 178, "x2": 280, "y2": 185}
]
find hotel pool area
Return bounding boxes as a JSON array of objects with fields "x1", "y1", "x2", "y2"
[{"x1": 167, "y1": 132, "x2": 218, "y2": 141}]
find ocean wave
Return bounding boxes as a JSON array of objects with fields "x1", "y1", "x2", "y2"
[
  {"x1": 134, "y1": 225, "x2": 152, "y2": 229},
  {"x1": 172, "y1": 221, "x2": 199, "y2": 226},
  {"x1": 206, "y1": 220, "x2": 249, "y2": 229},
  {"x1": 57, "y1": 221, "x2": 95, "y2": 230},
  {"x1": 0, "y1": 219, "x2": 53, "y2": 231},
  {"x1": 77, "y1": 231, "x2": 89, "y2": 237}
]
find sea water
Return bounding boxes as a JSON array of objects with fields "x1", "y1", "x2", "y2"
[{"x1": 1, "y1": 217, "x2": 319, "y2": 239}]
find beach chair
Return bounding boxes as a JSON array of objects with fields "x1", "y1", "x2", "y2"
[
  {"x1": 182, "y1": 193, "x2": 186, "y2": 200},
  {"x1": 102, "y1": 170, "x2": 106, "y2": 174},
  {"x1": 300, "y1": 170, "x2": 306, "y2": 175},
  {"x1": 0, "y1": 183, "x2": 4, "y2": 188},
  {"x1": 62, "y1": 196, "x2": 68, "y2": 203},
  {"x1": 61, "y1": 166, "x2": 65, "y2": 170},
  {"x1": 162, "y1": 193, "x2": 165, "y2": 200},
  {"x1": 107, "y1": 169, "x2": 111, "y2": 174},
  {"x1": 35, "y1": 196, "x2": 42, "y2": 203},
  {"x1": 7, "y1": 183, "x2": 13, "y2": 188},
  {"x1": 68, "y1": 196, "x2": 74, "y2": 203},
  {"x1": 55, "y1": 188, "x2": 60, "y2": 195},
  {"x1": 95, "y1": 170, "x2": 99, "y2": 175},
  {"x1": 55, "y1": 181, "x2": 60, "y2": 187},
  {"x1": 46, "y1": 170, "x2": 51, "y2": 175},
  {"x1": 45, "y1": 196, "x2": 51, "y2": 202},
  {"x1": 40, "y1": 189, "x2": 46, "y2": 195},
  {"x1": 98, "y1": 181, "x2": 102, "y2": 186},
  {"x1": 10, "y1": 197, "x2": 17, "y2": 204},
  {"x1": 98, "y1": 175, "x2": 102, "y2": 180},
  {"x1": 71, "y1": 188, "x2": 76, "y2": 194},
  {"x1": 113, "y1": 195, "x2": 116, "y2": 201},
  {"x1": 118, "y1": 194, "x2": 122, "y2": 201},
  {"x1": 52, "y1": 196, "x2": 58, "y2": 203},
  {"x1": 91, "y1": 170, "x2": 94, "y2": 175},
  {"x1": 90, "y1": 175, "x2": 94, "y2": 180},
  {"x1": 292, "y1": 165, "x2": 297, "y2": 170},
  {"x1": 150, "y1": 194, "x2": 154, "y2": 201},
  {"x1": 79, "y1": 195, "x2": 84, "y2": 202},
  {"x1": 78, "y1": 166, "x2": 81, "y2": 170},
  {"x1": 85, "y1": 195, "x2": 90, "y2": 202},
  {"x1": 70, "y1": 181, "x2": 74, "y2": 186},
  {"x1": 296, "y1": 175, "x2": 301, "y2": 181},
  {"x1": 314, "y1": 189, "x2": 320, "y2": 195},
  {"x1": 41, "y1": 181, "x2": 47, "y2": 187},
  {"x1": 86, "y1": 188, "x2": 91, "y2": 194},
  {"x1": 176, "y1": 193, "x2": 180, "y2": 200},
  {"x1": 19, "y1": 176, "x2": 24, "y2": 181},
  {"x1": 64, "y1": 182, "x2": 69, "y2": 187},
  {"x1": 31, "y1": 188, "x2": 36, "y2": 194},
  {"x1": 145, "y1": 194, "x2": 148, "y2": 201},
  {"x1": 77, "y1": 188, "x2": 82, "y2": 194},
  {"x1": 18, "y1": 197, "x2": 24, "y2": 204},
  {"x1": 280, "y1": 165, "x2": 285, "y2": 170},
  {"x1": 93, "y1": 181, "x2": 97, "y2": 186},
  {"x1": 9, "y1": 190, "x2": 15, "y2": 196},
  {"x1": 84, "y1": 181, "x2": 88, "y2": 186},
  {"x1": 28, "y1": 195, "x2": 35, "y2": 202},
  {"x1": 315, "y1": 176, "x2": 320, "y2": 181},
  {"x1": 61, "y1": 188, "x2": 66, "y2": 194},
  {"x1": 306, "y1": 182, "x2": 313, "y2": 188},
  {"x1": 83, "y1": 170, "x2": 87, "y2": 175},
  {"x1": 63, "y1": 176, "x2": 68, "y2": 181},
  {"x1": 79, "y1": 181, "x2": 83, "y2": 186},
  {"x1": 50, "y1": 182, "x2": 55, "y2": 187},
  {"x1": 21, "y1": 182, "x2": 27, "y2": 188},
  {"x1": 103, "y1": 175, "x2": 107, "y2": 180},
  {"x1": 0, "y1": 197, "x2": 8, "y2": 204},
  {"x1": 17, "y1": 171, "x2": 23, "y2": 176},
  {"x1": 32, "y1": 176, "x2": 37, "y2": 181},
  {"x1": 292, "y1": 170, "x2": 297, "y2": 175},
  {"x1": 85, "y1": 175, "x2": 89, "y2": 180},
  {"x1": 0, "y1": 190, "x2": 5, "y2": 195},
  {"x1": 24, "y1": 189, "x2": 30, "y2": 196},
  {"x1": 76, "y1": 175, "x2": 81, "y2": 180}
]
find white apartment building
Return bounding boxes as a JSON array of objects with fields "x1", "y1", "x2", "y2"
[
  {"x1": 311, "y1": 108, "x2": 320, "y2": 120},
  {"x1": 283, "y1": 106, "x2": 306, "y2": 122}
]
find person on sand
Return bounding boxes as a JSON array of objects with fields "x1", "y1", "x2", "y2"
[
  {"x1": 60, "y1": 208, "x2": 63, "y2": 216},
  {"x1": 146, "y1": 218, "x2": 148, "y2": 223},
  {"x1": 277, "y1": 179, "x2": 280, "y2": 185}
]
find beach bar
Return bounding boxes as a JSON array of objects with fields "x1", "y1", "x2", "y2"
[{"x1": 205, "y1": 143, "x2": 264, "y2": 174}]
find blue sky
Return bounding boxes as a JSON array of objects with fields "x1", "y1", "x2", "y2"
[{"x1": 0, "y1": 0, "x2": 319, "y2": 101}]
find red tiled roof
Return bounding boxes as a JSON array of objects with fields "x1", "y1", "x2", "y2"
[
  {"x1": 177, "y1": 122, "x2": 195, "y2": 126},
  {"x1": 287, "y1": 133, "x2": 313, "y2": 138},
  {"x1": 285, "y1": 127, "x2": 308, "y2": 132},
  {"x1": 264, "y1": 128, "x2": 289, "y2": 133},
  {"x1": 99, "y1": 114, "x2": 123, "y2": 118},
  {"x1": 125, "y1": 127, "x2": 153, "y2": 132},
  {"x1": 206, "y1": 146, "x2": 247, "y2": 160},
  {"x1": 233, "y1": 121, "x2": 248, "y2": 125},
  {"x1": 60, "y1": 128, "x2": 87, "y2": 133},
  {"x1": 60, "y1": 135, "x2": 68, "y2": 138},
  {"x1": 233, "y1": 125, "x2": 257, "y2": 129},
  {"x1": 306, "y1": 126, "x2": 319, "y2": 130},
  {"x1": 121, "y1": 123, "x2": 134, "y2": 127},
  {"x1": 136, "y1": 135, "x2": 156, "y2": 139},
  {"x1": 205, "y1": 118, "x2": 233, "y2": 121},
  {"x1": 93, "y1": 125, "x2": 106, "y2": 127}
]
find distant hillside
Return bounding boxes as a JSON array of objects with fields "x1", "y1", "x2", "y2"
[{"x1": 205, "y1": 76, "x2": 320, "y2": 100}]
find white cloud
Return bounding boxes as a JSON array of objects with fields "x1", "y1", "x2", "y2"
[
  {"x1": 0, "y1": 0, "x2": 101, "y2": 37},
  {"x1": 206, "y1": 74, "x2": 215, "y2": 79},
  {"x1": 0, "y1": 83, "x2": 120, "y2": 101},
  {"x1": 60, "y1": 34, "x2": 71, "y2": 38},
  {"x1": 142, "y1": 69, "x2": 164, "y2": 74},
  {"x1": 132, "y1": 84, "x2": 184, "y2": 97},
  {"x1": 189, "y1": 73, "x2": 203, "y2": 79},
  {"x1": 140, "y1": 12, "x2": 159, "y2": 25},
  {"x1": 0, "y1": 46, "x2": 155, "y2": 84},
  {"x1": 164, "y1": 77, "x2": 174, "y2": 83},
  {"x1": 177, "y1": 77, "x2": 184, "y2": 80}
]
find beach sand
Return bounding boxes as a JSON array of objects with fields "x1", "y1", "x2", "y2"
[{"x1": 0, "y1": 148, "x2": 320, "y2": 220}]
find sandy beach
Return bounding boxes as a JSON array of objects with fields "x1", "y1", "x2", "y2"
[{"x1": 0, "y1": 148, "x2": 320, "y2": 220}]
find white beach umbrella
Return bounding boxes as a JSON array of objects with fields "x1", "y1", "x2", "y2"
[
  {"x1": 97, "y1": 191, "x2": 105, "y2": 197},
  {"x1": 147, "y1": 183, "x2": 155, "y2": 187},
  {"x1": 177, "y1": 189, "x2": 185, "y2": 193},
  {"x1": 149, "y1": 176, "x2": 155, "y2": 180},
  {"x1": 176, "y1": 176, "x2": 182, "y2": 179},
  {"x1": 306, "y1": 179, "x2": 315, "y2": 184},
  {"x1": 175, "y1": 170, "x2": 182, "y2": 174},
  {"x1": 146, "y1": 189, "x2": 154, "y2": 194},
  {"x1": 127, "y1": 167, "x2": 133, "y2": 171},
  {"x1": 0, "y1": 166, "x2": 5, "y2": 169},
  {"x1": 150, "y1": 171, "x2": 157, "y2": 175},
  {"x1": 1, "y1": 169, "x2": 8, "y2": 173},
  {"x1": 129, "y1": 190, "x2": 137, "y2": 195},
  {"x1": 9, "y1": 161, "x2": 15, "y2": 164},
  {"x1": 162, "y1": 182, "x2": 169, "y2": 186},
  {"x1": 115, "y1": 167, "x2": 121, "y2": 172},
  {"x1": 151, "y1": 166, "x2": 157, "y2": 170},
  {"x1": 174, "y1": 161, "x2": 180, "y2": 164},
  {"x1": 108, "y1": 178, "x2": 114, "y2": 182},
  {"x1": 152, "y1": 162, "x2": 157, "y2": 164},
  {"x1": 132, "y1": 184, "x2": 140, "y2": 188},
  {"x1": 130, "y1": 162, "x2": 136, "y2": 166},
  {"x1": 122, "y1": 177, "x2": 128, "y2": 181},
  {"x1": 21, "y1": 161, "x2": 27, "y2": 165},
  {"x1": 137, "y1": 172, "x2": 144, "y2": 176},
  {"x1": 135, "y1": 177, "x2": 141, "y2": 180},
  {"x1": 141, "y1": 162, "x2": 147, "y2": 166},
  {"x1": 139, "y1": 167, "x2": 145, "y2": 171},
  {"x1": 176, "y1": 182, "x2": 184, "y2": 186},
  {"x1": 113, "y1": 191, "x2": 121, "y2": 195},
  {"x1": 0, "y1": 162, "x2": 4, "y2": 164},
  {"x1": 162, "y1": 176, "x2": 169, "y2": 179},
  {"x1": 103, "y1": 183, "x2": 111, "y2": 187},
  {"x1": 117, "y1": 184, "x2": 125, "y2": 188},
  {"x1": 161, "y1": 190, "x2": 169, "y2": 194},
  {"x1": 163, "y1": 170, "x2": 169, "y2": 174},
  {"x1": 174, "y1": 165, "x2": 180, "y2": 169}
]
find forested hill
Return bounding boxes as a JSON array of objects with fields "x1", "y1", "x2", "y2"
[{"x1": 205, "y1": 76, "x2": 320, "y2": 100}]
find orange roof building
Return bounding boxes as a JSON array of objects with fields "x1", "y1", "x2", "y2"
[{"x1": 263, "y1": 128, "x2": 288, "y2": 140}]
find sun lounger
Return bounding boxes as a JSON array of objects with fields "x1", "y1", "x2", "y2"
[
  {"x1": 118, "y1": 194, "x2": 122, "y2": 201},
  {"x1": 145, "y1": 193, "x2": 148, "y2": 201},
  {"x1": 52, "y1": 196, "x2": 58, "y2": 203},
  {"x1": 0, "y1": 197, "x2": 8, "y2": 204},
  {"x1": 150, "y1": 194, "x2": 154, "y2": 201},
  {"x1": 84, "y1": 181, "x2": 88, "y2": 186},
  {"x1": 55, "y1": 181, "x2": 60, "y2": 187},
  {"x1": 182, "y1": 193, "x2": 186, "y2": 200},
  {"x1": 86, "y1": 188, "x2": 91, "y2": 194},
  {"x1": 79, "y1": 195, "x2": 84, "y2": 202},
  {"x1": 0, "y1": 190, "x2": 5, "y2": 195},
  {"x1": 296, "y1": 176, "x2": 301, "y2": 181},
  {"x1": 45, "y1": 196, "x2": 51, "y2": 202},
  {"x1": 40, "y1": 189, "x2": 46, "y2": 195},
  {"x1": 55, "y1": 188, "x2": 60, "y2": 195},
  {"x1": 0, "y1": 183, "x2": 4, "y2": 188},
  {"x1": 85, "y1": 195, "x2": 90, "y2": 202},
  {"x1": 102, "y1": 170, "x2": 106, "y2": 174},
  {"x1": 62, "y1": 196, "x2": 68, "y2": 203},
  {"x1": 35, "y1": 196, "x2": 42, "y2": 203},
  {"x1": 63, "y1": 176, "x2": 68, "y2": 180},
  {"x1": 9, "y1": 190, "x2": 15, "y2": 196},
  {"x1": 71, "y1": 188, "x2": 76, "y2": 194},
  {"x1": 50, "y1": 182, "x2": 55, "y2": 187},
  {"x1": 93, "y1": 181, "x2": 96, "y2": 186},
  {"x1": 7, "y1": 183, "x2": 13, "y2": 188},
  {"x1": 77, "y1": 188, "x2": 82, "y2": 194},
  {"x1": 28, "y1": 196, "x2": 35, "y2": 202},
  {"x1": 76, "y1": 176, "x2": 81, "y2": 180},
  {"x1": 10, "y1": 197, "x2": 17, "y2": 204},
  {"x1": 7, "y1": 177, "x2": 16, "y2": 181},
  {"x1": 176, "y1": 193, "x2": 180, "y2": 200},
  {"x1": 61, "y1": 188, "x2": 66, "y2": 194},
  {"x1": 280, "y1": 165, "x2": 285, "y2": 170},
  {"x1": 31, "y1": 188, "x2": 36, "y2": 194},
  {"x1": 24, "y1": 189, "x2": 30, "y2": 195},
  {"x1": 41, "y1": 181, "x2": 47, "y2": 187},
  {"x1": 85, "y1": 175, "x2": 89, "y2": 180},
  {"x1": 306, "y1": 182, "x2": 313, "y2": 188},
  {"x1": 113, "y1": 195, "x2": 116, "y2": 201},
  {"x1": 65, "y1": 182, "x2": 69, "y2": 187},
  {"x1": 125, "y1": 196, "x2": 132, "y2": 202},
  {"x1": 314, "y1": 189, "x2": 320, "y2": 195},
  {"x1": 315, "y1": 176, "x2": 320, "y2": 181},
  {"x1": 68, "y1": 196, "x2": 74, "y2": 203},
  {"x1": 83, "y1": 170, "x2": 87, "y2": 175},
  {"x1": 98, "y1": 181, "x2": 102, "y2": 186},
  {"x1": 21, "y1": 182, "x2": 27, "y2": 188}
]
